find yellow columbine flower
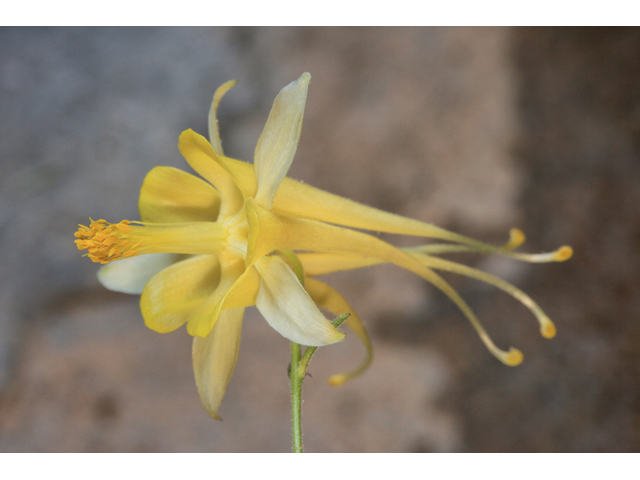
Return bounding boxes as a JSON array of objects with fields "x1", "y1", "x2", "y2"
[{"x1": 75, "y1": 73, "x2": 572, "y2": 420}]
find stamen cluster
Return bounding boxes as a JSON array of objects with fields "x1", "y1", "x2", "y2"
[{"x1": 74, "y1": 219, "x2": 138, "y2": 264}]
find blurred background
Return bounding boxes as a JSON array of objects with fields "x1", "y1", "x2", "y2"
[{"x1": 1, "y1": 27, "x2": 639, "y2": 452}]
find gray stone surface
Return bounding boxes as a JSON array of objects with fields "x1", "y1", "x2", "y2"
[{"x1": 0, "y1": 26, "x2": 637, "y2": 452}]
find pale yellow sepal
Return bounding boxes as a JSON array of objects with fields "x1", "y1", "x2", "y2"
[
  {"x1": 193, "y1": 307, "x2": 244, "y2": 420},
  {"x1": 254, "y1": 255, "x2": 345, "y2": 346},
  {"x1": 138, "y1": 166, "x2": 220, "y2": 223},
  {"x1": 254, "y1": 73, "x2": 310, "y2": 209}
]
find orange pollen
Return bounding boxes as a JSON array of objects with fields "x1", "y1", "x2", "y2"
[{"x1": 74, "y1": 218, "x2": 139, "y2": 264}]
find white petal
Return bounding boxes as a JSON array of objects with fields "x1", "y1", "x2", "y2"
[
  {"x1": 193, "y1": 307, "x2": 244, "y2": 420},
  {"x1": 254, "y1": 255, "x2": 345, "y2": 346},
  {"x1": 97, "y1": 253, "x2": 182, "y2": 294},
  {"x1": 254, "y1": 72, "x2": 310, "y2": 209}
]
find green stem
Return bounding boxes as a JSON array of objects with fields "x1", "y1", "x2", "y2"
[
  {"x1": 290, "y1": 341, "x2": 303, "y2": 453},
  {"x1": 281, "y1": 249, "x2": 346, "y2": 452},
  {"x1": 289, "y1": 313, "x2": 350, "y2": 453}
]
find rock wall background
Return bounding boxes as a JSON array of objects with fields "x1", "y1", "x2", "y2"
[{"x1": 1, "y1": 27, "x2": 638, "y2": 452}]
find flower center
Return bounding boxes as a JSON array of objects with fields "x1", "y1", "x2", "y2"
[{"x1": 221, "y1": 209, "x2": 250, "y2": 260}]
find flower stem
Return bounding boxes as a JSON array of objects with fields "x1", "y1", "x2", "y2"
[
  {"x1": 289, "y1": 313, "x2": 350, "y2": 453},
  {"x1": 290, "y1": 341, "x2": 304, "y2": 453}
]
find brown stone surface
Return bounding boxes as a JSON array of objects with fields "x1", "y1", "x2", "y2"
[{"x1": 1, "y1": 27, "x2": 638, "y2": 452}]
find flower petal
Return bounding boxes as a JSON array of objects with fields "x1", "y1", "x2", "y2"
[
  {"x1": 223, "y1": 155, "x2": 446, "y2": 236},
  {"x1": 192, "y1": 307, "x2": 244, "y2": 420},
  {"x1": 218, "y1": 264, "x2": 261, "y2": 311},
  {"x1": 305, "y1": 278, "x2": 373, "y2": 385},
  {"x1": 245, "y1": 196, "x2": 416, "y2": 266},
  {"x1": 178, "y1": 129, "x2": 244, "y2": 218},
  {"x1": 245, "y1": 199, "x2": 524, "y2": 364},
  {"x1": 299, "y1": 251, "x2": 382, "y2": 277},
  {"x1": 274, "y1": 176, "x2": 451, "y2": 237},
  {"x1": 186, "y1": 256, "x2": 246, "y2": 338},
  {"x1": 219, "y1": 155, "x2": 572, "y2": 262},
  {"x1": 254, "y1": 73, "x2": 310, "y2": 209},
  {"x1": 141, "y1": 255, "x2": 220, "y2": 333},
  {"x1": 97, "y1": 253, "x2": 184, "y2": 294},
  {"x1": 208, "y1": 80, "x2": 237, "y2": 156},
  {"x1": 138, "y1": 166, "x2": 220, "y2": 223},
  {"x1": 217, "y1": 155, "x2": 257, "y2": 197},
  {"x1": 254, "y1": 255, "x2": 345, "y2": 346},
  {"x1": 272, "y1": 179, "x2": 521, "y2": 255},
  {"x1": 183, "y1": 259, "x2": 260, "y2": 338}
]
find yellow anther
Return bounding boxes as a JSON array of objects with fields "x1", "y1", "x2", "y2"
[
  {"x1": 115, "y1": 222, "x2": 132, "y2": 231},
  {"x1": 90, "y1": 219, "x2": 106, "y2": 230},
  {"x1": 74, "y1": 218, "x2": 139, "y2": 264}
]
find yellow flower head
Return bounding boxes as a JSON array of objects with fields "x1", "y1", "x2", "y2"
[{"x1": 75, "y1": 73, "x2": 572, "y2": 419}]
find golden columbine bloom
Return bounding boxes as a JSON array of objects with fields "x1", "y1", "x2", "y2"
[{"x1": 75, "y1": 73, "x2": 572, "y2": 419}]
